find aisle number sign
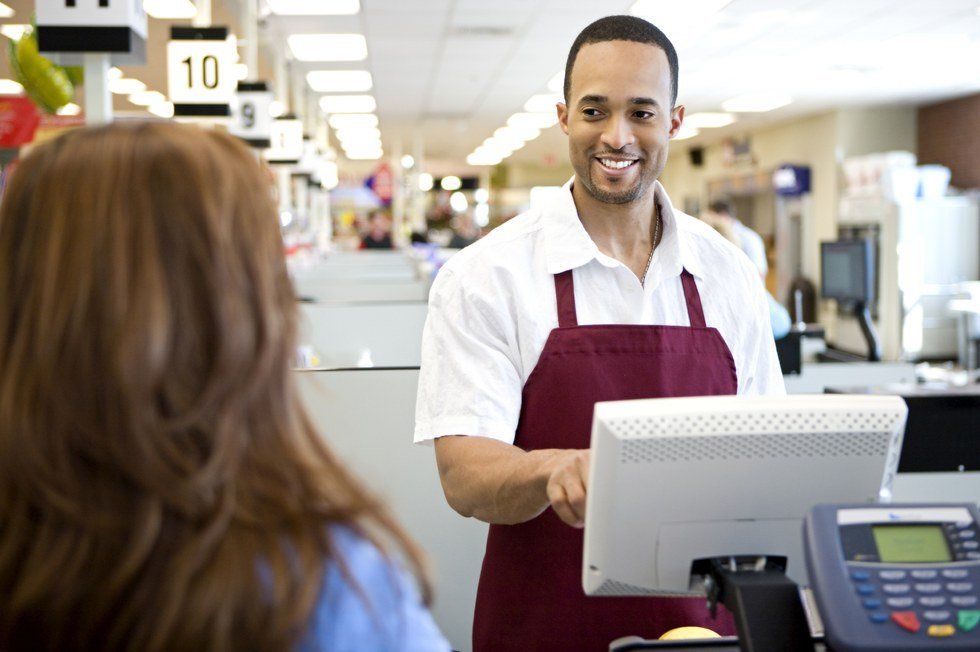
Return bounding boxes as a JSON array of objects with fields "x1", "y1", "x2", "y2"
[
  {"x1": 264, "y1": 116, "x2": 304, "y2": 165},
  {"x1": 229, "y1": 81, "x2": 274, "y2": 148},
  {"x1": 36, "y1": 0, "x2": 147, "y2": 63},
  {"x1": 167, "y1": 27, "x2": 236, "y2": 117}
]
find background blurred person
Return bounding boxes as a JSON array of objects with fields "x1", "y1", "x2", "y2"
[
  {"x1": 703, "y1": 198, "x2": 768, "y2": 279},
  {"x1": 448, "y1": 211, "x2": 481, "y2": 249},
  {"x1": 0, "y1": 122, "x2": 448, "y2": 652},
  {"x1": 360, "y1": 210, "x2": 395, "y2": 249}
]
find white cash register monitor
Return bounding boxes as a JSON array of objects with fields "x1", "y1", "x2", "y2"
[{"x1": 582, "y1": 394, "x2": 908, "y2": 596}]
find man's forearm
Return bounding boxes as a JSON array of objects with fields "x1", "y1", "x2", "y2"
[{"x1": 435, "y1": 436, "x2": 569, "y2": 525}]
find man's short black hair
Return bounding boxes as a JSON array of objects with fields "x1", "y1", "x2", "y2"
[
  {"x1": 563, "y1": 15, "x2": 679, "y2": 107},
  {"x1": 708, "y1": 198, "x2": 735, "y2": 216}
]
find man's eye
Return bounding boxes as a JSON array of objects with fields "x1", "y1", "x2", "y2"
[
  {"x1": 582, "y1": 108, "x2": 603, "y2": 117},
  {"x1": 634, "y1": 111, "x2": 654, "y2": 119}
]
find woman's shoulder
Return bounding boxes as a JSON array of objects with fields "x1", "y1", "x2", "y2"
[{"x1": 297, "y1": 527, "x2": 450, "y2": 652}]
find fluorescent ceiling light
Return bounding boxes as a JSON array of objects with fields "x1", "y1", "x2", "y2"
[
  {"x1": 149, "y1": 101, "x2": 175, "y2": 118},
  {"x1": 319, "y1": 94, "x2": 376, "y2": 114},
  {"x1": 0, "y1": 78, "x2": 23, "y2": 94},
  {"x1": 524, "y1": 94, "x2": 563, "y2": 113},
  {"x1": 672, "y1": 124, "x2": 699, "y2": 140},
  {"x1": 418, "y1": 173, "x2": 434, "y2": 191},
  {"x1": 129, "y1": 90, "x2": 166, "y2": 107},
  {"x1": 343, "y1": 143, "x2": 383, "y2": 154},
  {"x1": 269, "y1": 100, "x2": 285, "y2": 117},
  {"x1": 547, "y1": 71, "x2": 563, "y2": 94},
  {"x1": 288, "y1": 34, "x2": 367, "y2": 62},
  {"x1": 346, "y1": 151, "x2": 382, "y2": 160},
  {"x1": 328, "y1": 113, "x2": 377, "y2": 130},
  {"x1": 683, "y1": 112, "x2": 735, "y2": 128},
  {"x1": 508, "y1": 112, "x2": 558, "y2": 130},
  {"x1": 0, "y1": 3, "x2": 13, "y2": 18},
  {"x1": 267, "y1": 0, "x2": 360, "y2": 16},
  {"x1": 56, "y1": 102, "x2": 81, "y2": 116},
  {"x1": 450, "y1": 192, "x2": 468, "y2": 212},
  {"x1": 400, "y1": 155, "x2": 414, "y2": 169},
  {"x1": 307, "y1": 70, "x2": 372, "y2": 92},
  {"x1": 440, "y1": 176, "x2": 462, "y2": 191},
  {"x1": 336, "y1": 125, "x2": 381, "y2": 138},
  {"x1": 499, "y1": 124, "x2": 540, "y2": 141},
  {"x1": 467, "y1": 153, "x2": 502, "y2": 167},
  {"x1": 629, "y1": 0, "x2": 733, "y2": 28},
  {"x1": 721, "y1": 92, "x2": 792, "y2": 113},
  {"x1": 108, "y1": 67, "x2": 124, "y2": 80},
  {"x1": 110, "y1": 78, "x2": 146, "y2": 95},
  {"x1": 143, "y1": 0, "x2": 197, "y2": 19},
  {"x1": 234, "y1": 64, "x2": 249, "y2": 81},
  {"x1": 0, "y1": 24, "x2": 29, "y2": 41}
]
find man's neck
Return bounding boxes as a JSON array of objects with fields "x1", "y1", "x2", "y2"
[{"x1": 571, "y1": 178, "x2": 660, "y2": 280}]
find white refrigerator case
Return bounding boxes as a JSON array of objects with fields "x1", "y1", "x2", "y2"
[{"x1": 836, "y1": 196, "x2": 979, "y2": 361}]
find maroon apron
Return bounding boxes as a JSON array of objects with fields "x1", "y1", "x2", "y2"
[{"x1": 473, "y1": 267, "x2": 739, "y2": 651}]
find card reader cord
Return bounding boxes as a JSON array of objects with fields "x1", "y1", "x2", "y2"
[{"x1": 473, "y1": 268, "x2": 739, "y2": 651}]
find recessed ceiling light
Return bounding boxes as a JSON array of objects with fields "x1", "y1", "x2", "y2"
[
  {"x1": 400, "y1": 155, "x2": 414, "y2": 169},
  {"x1": 288, "y1": 34, "x2": 367, "y2": 62},
  {"x1": 672, "y1": 125, "x2": 700, "y2": 140},
  {"x1": 143, "y1": 0, "x2": 197, "y2": 19},
  {"x1": 721, "y1": 92, "x2": 792, "y2": 113},
  {"x1": 129, "y1": 90, "x2": 166, "y2": 107},
  {"x1": 110, "y1": 78, "x2": 146, "y2": 95},
  {"x1": 0, "y1": 3, "x2": 14, "y2": 19},
  {"x1": 319, "y1": 94, "x2": 376, "y2": 114},
  {"x1": 328, "y1": 113, "x2": 377, "y2": 130},
  {"x1": 418, "y1": 173, "x2": 434, "y2": 191},
  {"x1": 0, "y1": 78, "x2": 23, "y2": 94},
  {"x1": 108, "y1": 67, "x2": 124, "y2": 80},
  {"x1": 440, "y1": 176, "x2": 462, "y2": 191},
  {"x1": 268, "y1": 0, "x2": 360, "y2": 16},
  {"x1": 524, "y1": 94, "x2": 563, "y2": 113},
  {"x1": 336, "y1": 127, "x2": 381, "y2": 142},
  {"x1": 508, "y1": 112, "x2": 558, "y2": 130},
  {"x1": 149, "y1": 101, "x2": 175, "y2": 118},
  {"x1": 683, "y1": 112, "x2": 736, "y2": 128},
  {"x1": 307, "y1": 70, "x2": 372, "y2": 93}
]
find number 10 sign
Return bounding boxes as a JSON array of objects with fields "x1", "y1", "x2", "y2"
[{"x1": 167, "y1": 26, "x2": 236, "y2": 117}]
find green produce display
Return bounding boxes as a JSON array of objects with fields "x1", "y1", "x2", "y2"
[{"x1": 7, "y1": 28, "x2": 76, "y2": 114}]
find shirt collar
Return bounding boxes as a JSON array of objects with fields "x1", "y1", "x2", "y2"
[{"x1": 541, "y1": 176, "x2": 705, "y2": 280}]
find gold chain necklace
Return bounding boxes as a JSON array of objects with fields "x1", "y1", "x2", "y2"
[{"x1": 640, "y1": 211, "x2": 662, "y2": 287}]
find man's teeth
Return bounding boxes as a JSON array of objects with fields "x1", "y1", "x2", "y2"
[{"x1": 600, "y1": 159, "x2": 635, "y2": 169}]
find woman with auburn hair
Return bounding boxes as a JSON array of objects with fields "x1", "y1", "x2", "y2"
[{"x1": 0, "y1": 122, "x2": 449, "y2": 651}]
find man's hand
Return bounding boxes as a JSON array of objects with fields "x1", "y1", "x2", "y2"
[{"x1": 545, "y1": 450, "x2": 590, "y2": 528}]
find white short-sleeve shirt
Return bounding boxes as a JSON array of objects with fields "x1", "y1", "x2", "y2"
[{"x1": 414, "y1": 179, "x2": 785, "y2": 445}]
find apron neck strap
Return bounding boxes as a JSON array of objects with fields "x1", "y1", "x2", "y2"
[
  {"x1": 554, "y1": 269, "x2": 578, "y2": 328},
  {"x1": 554, "y1": 268, "x2": 706, "y2": 329},
  {"x1": 680, "y1": 268, "x2": 706, "y2": 328}
]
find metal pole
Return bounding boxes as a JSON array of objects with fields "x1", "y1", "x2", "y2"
[
  {"x1": 243, "y1": 0, "x2": 258, "y2": 76},
  {"x1": 193, "y1": 0, "x2": 212, "y2": 28},
  {"x1": 83, "y1": 53, "x2": 112, "y2": 125}
]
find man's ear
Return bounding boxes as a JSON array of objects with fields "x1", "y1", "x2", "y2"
[
  {"x1": 557, "y1": 101, "x2": 569, "y2": 135},
  {"x1": 668, "y1": 104, "x2": 686, "y2": 138}
]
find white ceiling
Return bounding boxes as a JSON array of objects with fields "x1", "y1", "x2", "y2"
[{"x1": 265, "y1": 0, "x2": 980, "y2": 170}]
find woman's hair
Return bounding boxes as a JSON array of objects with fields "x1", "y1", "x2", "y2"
[{"x1": 0, "y1": 122, "x2": 429, "y2": 651}]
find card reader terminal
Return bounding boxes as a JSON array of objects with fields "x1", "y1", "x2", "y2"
[{"x1": 805, "y1": 503, "x2": 980, "y2": 651}]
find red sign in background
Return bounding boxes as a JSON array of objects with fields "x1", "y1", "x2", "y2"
[{"x1": 0, "y1": 96, "x2": 40, "y2": 148}]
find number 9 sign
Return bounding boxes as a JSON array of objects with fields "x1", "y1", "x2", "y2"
[
  {"x1": 167, "y1": 26, "x2": 236, "y2": 116},
  {"x1": 229, "y1": 81, "x2": 274, "y2": 148}
]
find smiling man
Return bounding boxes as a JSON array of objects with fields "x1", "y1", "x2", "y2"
[{"x1": 415, "y1": 15, "x2": 785, "y2": 651}]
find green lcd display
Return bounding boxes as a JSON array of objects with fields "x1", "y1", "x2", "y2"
[{"x1": 872, "y1": 525, "x2": 952, "y2": 563}]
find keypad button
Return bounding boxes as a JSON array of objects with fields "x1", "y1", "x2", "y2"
[
  {"x1": 942, "y1": 569, "x2": 969, "y2": 580},
  {"x1": 959, "y1": 530, "x2": 976, "y2": 539},
  {"x1": 891, "y1": 611, "x2": 921, "y2": 633},
  {"x1": 927, "y1": 624, "x2": 956, "y2": 637},
  {"x1": 856, "y1": 584, "x2": 876, "y2": 595},
  {"x1": 887, "y1": 597, "x2": 915, "y2": 608},
  {"x1": 967, "y1": 552, "x2": 980, "y2": 560},
  {"x1": 947, "y1": 582, "x2": 974, "y2": 593},
  {"x1": 869, "y1": 612, "x2": 889, "y2": 624},
  {"x1": 952, "y1": 596, "x2": 979, "y2": 607},
  {"x1": 879, "y1": 570, "x2": 907, "y2": 581},
  {"x1": 851, "y1": 570, "x2": 871, "y2": 582},
  {"x1": 958, "y1": 610, "x2": 980, "y2": 632},
  {"x1": 923, "y1": 610, "x2": 952, "y2": 622},
  {"x1": 962, "y1": 541, "x2": 979, "y2": 550},
  {"x1": 911, "y1": 569, "x2": 938, "y2": 580},
  {"x1": 919, "y1": 596, "x2": 947, "y2": 607},
  {"x1": 915, "y1": 583, "x2": 942, "y2": 594},
  {"x1": 863, "y1": 598, "x2": 882, "y2": 609}
]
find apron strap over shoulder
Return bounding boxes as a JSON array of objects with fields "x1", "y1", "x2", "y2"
[
  {"x1": 554, "y1": 269, "x2": 578, "y2": 328},
  {"x1": 680, "y1": 269, "x2": 706, "y2": 328}
]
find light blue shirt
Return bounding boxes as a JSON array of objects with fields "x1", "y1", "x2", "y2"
[{"x1": 298, "y1": 527, "x2": 450, "y2": 652}]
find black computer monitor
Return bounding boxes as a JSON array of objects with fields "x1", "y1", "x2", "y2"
[{"x1": 820, "y1": 239, "x2": 874, "y2": 304}]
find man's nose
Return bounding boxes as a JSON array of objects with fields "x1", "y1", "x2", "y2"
[{"x1": 600, "y1": 115, "x2": 635, "y2": 151}]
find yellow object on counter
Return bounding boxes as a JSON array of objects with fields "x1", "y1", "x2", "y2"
[{"x1": 659, "y1": 626, "x2": 722, "y2": 640}]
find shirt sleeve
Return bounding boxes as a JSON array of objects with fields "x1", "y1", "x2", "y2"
[
  {"x1": 414, "y1": 265, "x2": 524, "y2": 445},
  {"x1": 740, "y1": 264, "x2": 786, "y2": 396},
  {"x1": 299, "y1": 528, "x2": 451, "y2": 652}
]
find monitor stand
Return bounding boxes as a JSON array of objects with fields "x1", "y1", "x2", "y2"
[{"x1": 854, "y1": 301, "x2": 881, "y2": 362}]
